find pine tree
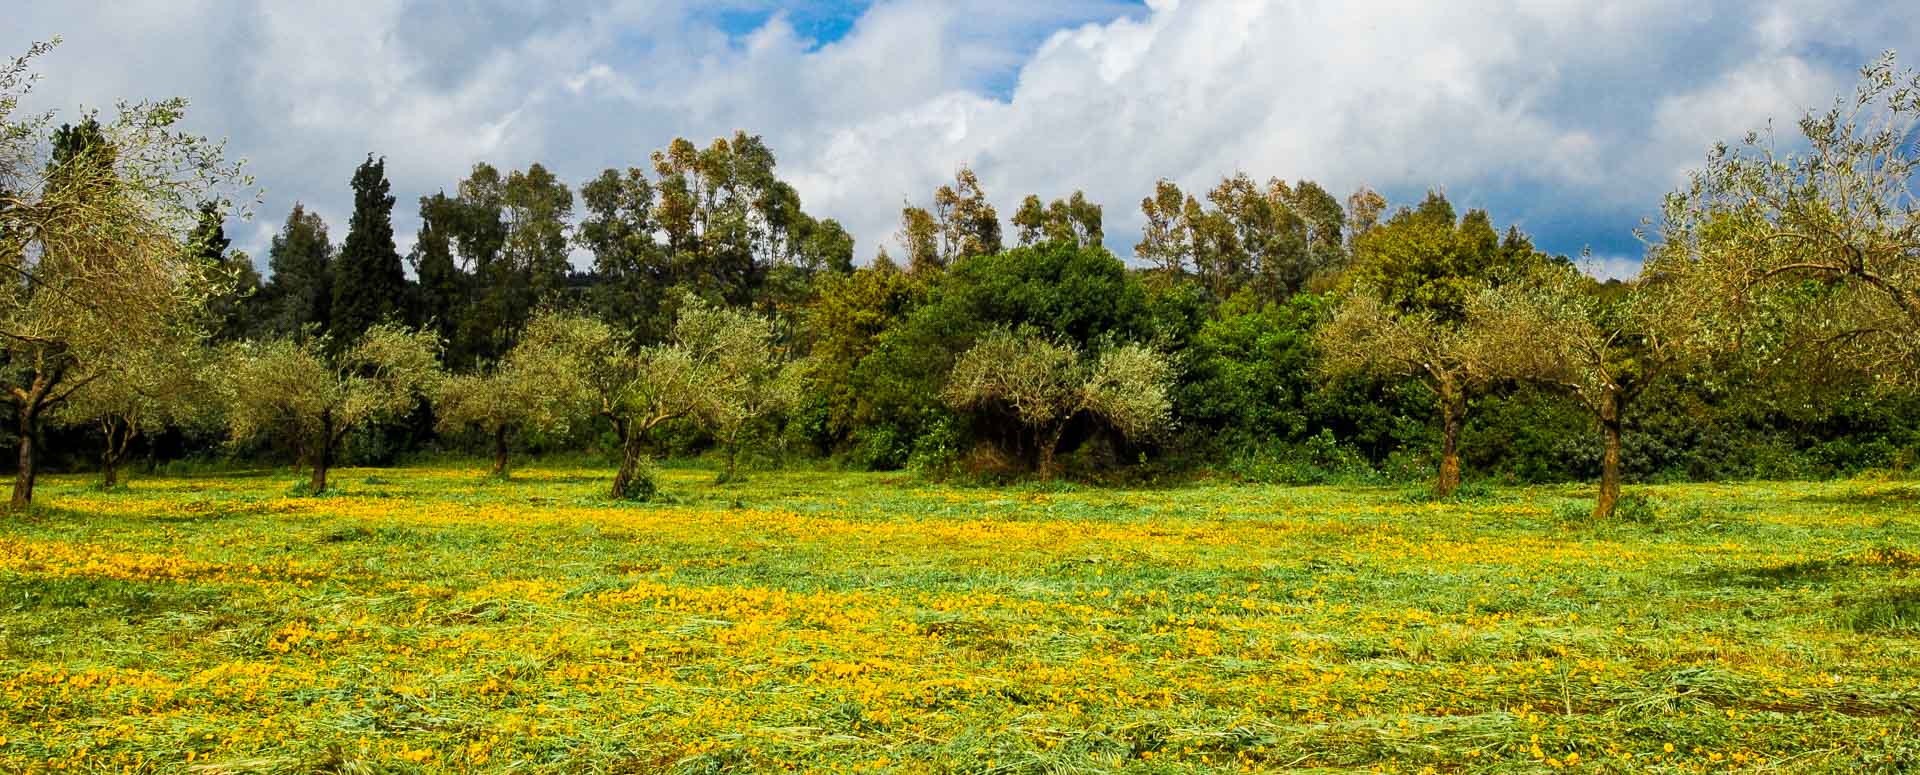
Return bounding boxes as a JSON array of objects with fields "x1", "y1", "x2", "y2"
[{"x1": 331, "y1": 154, "x2": 408, "y2": 343}]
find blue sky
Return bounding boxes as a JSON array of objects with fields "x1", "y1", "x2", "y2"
[{"x1": 7, "y1": 1, "x2": 1916, "y2": 279}]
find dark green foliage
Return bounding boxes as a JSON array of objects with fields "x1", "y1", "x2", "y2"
[
  {"x1": 843, "y1": 241, "x2": 1150, "y2": 469},
  {"x1": 409, "y1": 193, "x2": 465, "y2": 362},
  {"x1": 330, "y1": 155, "x2": 407, "y2": 343},
  {"x1": 1178, "y1": 292, "x2": 1325, "y2": 449},
  {"x1": 260, "y1": 203, "x2": 333, "y2": 335}
]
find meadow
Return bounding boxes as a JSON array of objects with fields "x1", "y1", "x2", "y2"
[{"x1": 2, "y1": 464, "x2": 1918, "y2": 773}]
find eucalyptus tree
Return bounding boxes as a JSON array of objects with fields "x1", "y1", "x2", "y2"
[
  {"x1": 217, "y1": 324, "x2": 440, "y2": 494},
  {"x1": 1013, "y1": 190, "x2": 1102, "y2": 248},
  {"x1": 0, "y1": 39, "x2": 250, "y2": 507}
]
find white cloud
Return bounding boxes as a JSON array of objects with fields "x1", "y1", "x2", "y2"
[{"x1": 6, "y1": 0, "x2": 1914, "y2": 277}]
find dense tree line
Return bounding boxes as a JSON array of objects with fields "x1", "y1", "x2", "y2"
[{"x1": 7, "y1": 38, "x2": 1920, "y2": 517}]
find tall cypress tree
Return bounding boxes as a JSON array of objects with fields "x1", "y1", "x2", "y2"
[
  {"x1": 410, "y1": 192, "x2": 467, "y2": 365},
  {"x1": 262, "y1": 203, "x2": 333, "y2": 336},
  {"x1": 331, "y1": 154, "x2": 408, "y2": 343}
]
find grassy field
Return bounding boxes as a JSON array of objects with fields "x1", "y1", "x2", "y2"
[{"x1": 2, "y1": 464, "x2": 1919, "y2": 773}]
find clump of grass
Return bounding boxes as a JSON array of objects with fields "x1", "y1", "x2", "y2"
[{"x1": 1838, "y1": 587, "x2": 1920, "y2": 633}]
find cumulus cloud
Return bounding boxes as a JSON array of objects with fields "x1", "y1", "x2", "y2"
[{"x1": 5, "y1": 0, "x2": 1915, "y2": 276}]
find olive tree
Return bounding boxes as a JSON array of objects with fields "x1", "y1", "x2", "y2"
[
  {"x1": 534, "y1": 297, "x2": 795, "y2": 500},
  {"x1": 431, "y1": 310, "x2": 591, "y2": 477},
  {"x1": 217, "y1": 324, "x2": 440, "y2": 494},
  {"x1": 0, "y1": 39, "x2": 251, "y2": 507},
  {"x1": 1653, "y1": 52, "x2": 1920, "y2": 384},
  {"x1": 1316, "y1": 291, "x2": 1502, "y2": 495},
  {"x1": 942, "y1": 330, "x2": 1176, "y2": 474},
  {"x1": 1477, "y1": 263, "x2": 1707, "y2": 518},
  {"x1": 50, "y1": 337, "x2": 212, "y2": 488}
]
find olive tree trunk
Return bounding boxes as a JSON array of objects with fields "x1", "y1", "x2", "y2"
[
  {"x1": 1593, "y1": 388, "x2": 1625, "y2": 520},
  {"x1": 491, "y1": 424, "x2": 510, "y2": 478},
  {"x1": 100, "y1": 415, "x2": 138, "y2": 489},
  {"x1": 11, "y1": 409, "x2": 38, "y2": 510},
  {"x1": 1435, "y1": 380, "x2": 1466, "y2": 497},
  {"x1": 310, "y1": 411, "x2": 336, "y2": 495},
  {"x1": 610, "y1": 420, "x2": 654, "y2": 500}
]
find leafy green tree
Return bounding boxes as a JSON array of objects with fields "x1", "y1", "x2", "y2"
[
  {"x1": 1482, "y1": 262, "x2": 1708, "y2": 517},
  {"x1": 1136, "y1": 179, "x2": 1195, "y2": 278},
  {"x1": 797, "y1": 217, "x2": 855, "y2": 275},
  {"x1": 1345, "y1": 186, "x2": 1387, "y2": 250},
  {"x1": 1014, "y1": 190, "x2": 1102, "y2": 247},
  {"x1": 802, "y1": 265, "x2": 921, "y2": 447},
  {"x1": 331, "y1": 155, "x2": 408, "y2": 343},
  {"x1": 898, "y1": 204, "x2": 943, "y2": 276},
  {"x1": 1340, "y1": 191, "x2": 1505, "y2": 321},
  {"x1": 943, "y1": 329, "x2": 1176, "y2": 473},
  {"x1": 441, "y1": 163, "x2": 510, "y2": 363},
  {"x1": 431, "y1": 310, "x2": 590, "y2": 477},
  {"x1": 1654, "y1": 52, "x2": 1920, "y2": 387},
  {"x1": 0, "y1": 39, "x2": 248, "y2": 507},
  {"x1": 849, "y1": 240, "x2": 1151, "y2": 468},
  {"x1": 933, "y1": 165, "x2": 1002, "y2": 261},
  {"x1": 578, "y1": 166, "x2": 668, "y2": 342},
  {"x1": 52, "y1": 336, "x2": 210, "y2": 488},
  {"x1": 1319, "y1": 197, "x2": 1549, "y2": 495},
  {"x1": 527, "y1": 298, "x2": 795, "y2": 499},
  {"x1": 217, "y1": 324, "x2": 440, "y2": 494},
  {"x1": 261, "y1": 203, "x2": 333, "y2": 336},
  {"x1": 1178, "y1": 293, "x2": 1328, "y2": 450},
  {"x1": 188, "y1": 202, "x2": 261, "y2": 341},
  {"x1": 409, "y1": 192, "x2": 466, "y2": 361},
  {"x1": 502, "y1": 163, "x2": 574, "y2": 308}
]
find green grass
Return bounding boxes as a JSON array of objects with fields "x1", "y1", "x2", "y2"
[{"x1": 2, "y1": 463, "x2": 1919, "y2": 772}]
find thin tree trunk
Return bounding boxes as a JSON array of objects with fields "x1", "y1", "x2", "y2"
[
  {"x1": 11, "y1": 409, "x2": 37, "y2": 510},
  {"x1": 310, "y1": 414, "x2": 333, "y2": 495},
  {"x1": 1435, "y1": 380, "x2": 1465, "y2": 497},
  {"x1": 1593, "y1": 388, "x2": 1625, "y2": 520},
  {"x1": 491, "y1": 424, "x2": 509, "y2": 478},
  {"x1": 1039, "y1": 422, "x2": 1068, "y2": 477},
  {"x1": 100, "y1": 417, "x2": 134, "y2": 489}
]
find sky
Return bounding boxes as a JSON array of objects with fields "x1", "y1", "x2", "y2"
[{"x1": 7, "y1": 0, "x2": 1917, "y2": 280}]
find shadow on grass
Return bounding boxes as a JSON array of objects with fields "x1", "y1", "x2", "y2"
[
  {"x1": 1794, "y1": 485, "x2": 1920, "y2": 507},
  {"x1": 1691, "y1": 545, "x2": 1920, "y2": 589}
]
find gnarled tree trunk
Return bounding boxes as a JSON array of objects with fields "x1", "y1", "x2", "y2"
[
  {"x1": 491, "y1": 424, "x2": 510, "y2": 478},
  {"x1": 1039, "y1": 421, "x2": 1069, "y2": 477},
  {"x1": 1435, "y1": 379, "x2": 1466, "y2": 497},
  {"x1": 100, "y1": 415, "x2": 138, "y2": 489},
  {"x1": 310, "y1": 411, "x2": 334, "y2": 495},
  {"x1": 610, "y1": 420, "x2": 653, "y2": 500},
  {"x1": 1593, "y1": 388, "x2": 1625, "y2": 520},
  {"x1": 12, "y1": 409, "x2": 38, "y2": 510}
]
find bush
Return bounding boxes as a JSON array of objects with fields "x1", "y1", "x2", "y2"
[{"x1": 1223, "y1": 430, "x2": 1377, "y2": 485}]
